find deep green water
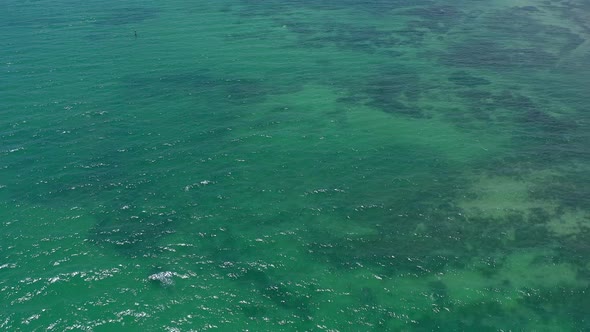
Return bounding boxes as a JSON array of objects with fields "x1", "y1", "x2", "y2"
[{"x1": 1, "y1": 0, "x2": 589, "y2": 330}]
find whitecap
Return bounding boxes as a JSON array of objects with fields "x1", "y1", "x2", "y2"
[{"x1": 148, "y1": 271, "x2": 175, "y2": 286}]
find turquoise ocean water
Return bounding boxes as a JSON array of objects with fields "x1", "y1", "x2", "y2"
[{"x1": 1, "y1": 0, "x2": 589, "y2": 330}]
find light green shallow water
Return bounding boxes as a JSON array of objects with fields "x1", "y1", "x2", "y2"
[{"x1": 1, "y1": 0, "x2": 589, "y2": 330}]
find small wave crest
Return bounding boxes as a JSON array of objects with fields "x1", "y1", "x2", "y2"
[{"x1": 148, "y1": 271, "x2": 176, "y2": 286}]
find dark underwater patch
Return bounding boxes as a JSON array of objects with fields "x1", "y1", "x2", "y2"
[
  {"x1": 448, "y1": 87, "x2": 577, "y2": 154},
  {"x1": 273, "y1": 18, "x2": 406, "y2": 54},
  {"x1": 124, "y1": 71, "x2": 301, "y2": 105},
  {"x1": 553, "y1": 227, "x2": 590, "y2": 268},
  {"x1": 442, "y1": 6, "x2": 584, "y2": 70},
  {"x1": 334, "y1": 66, "x2": 428, "y2": 118},
  {"x1": 448, "y1": 71, "x2": 490, "y2": 87},
  {"x1": 93, "y1": 7, "x2": 159, "y2": 26},
  {"x1": 416, "y1": 300, "x2": 533, "y2": 331},
  {"x1": 428, "y1": 280, "x2": 449, "y2": 304},
  {"x1": 237, "y1": 269, "x2": 312, "y2": 318},
  {"x1": 305, "y1": 177, "x2": 475, "y2": 276},
  {"x1": 241, "y1": 0, "x2": 435, "y2": 14},
  {"x1": 365, "y1": 69, "x2": 420, "y2": 98},
  {"x1": 531, "y1": 171, "x2": 590, "y2": 210},
  {"x1": 401, "y1": 5, "x2": 463, "y2": 34},
  {"x1": 238, "y1": 0, "x2": 463, "y2": 52},
  {"x1": 487, "y1": 7, "x2": 584, "y2": 55},
  {"x1": 443, "y1": 40, "x2": 558, "y2": 70},
  {"x1": 3, "y1": 127, "x2": 136, "y2": 207},
  {"x1": 298, "y1": 23, "x2": 402, "y2": 54},
  {"x1": 88, "y1": 204, "x2": 178, "y2": 256},
  {"x1": 519, "y1": 285, "x2": 590, "y2": 330},
  {"x1": 516, "y1": 6, "x2": 540, "y2": 13}
]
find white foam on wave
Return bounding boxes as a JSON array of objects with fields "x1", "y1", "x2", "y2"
[
  {"x1": 184, "y1": 180, "x2": 214, "y2": 191},
  {"x1": 148, "y1": 271, "x2": 175, "y2": 286},
  {"x1": 148, "y1": 271, "x2": 191, "y2": 286}
]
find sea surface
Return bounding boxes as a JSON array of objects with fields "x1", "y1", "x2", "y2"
[{"x1": 1, "y1": 0, "x2": 589, "y2": 330}]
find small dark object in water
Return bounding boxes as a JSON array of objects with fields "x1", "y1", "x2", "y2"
[{"x1": 134, "y1": 30, "x2": 137, "y2": 38}]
